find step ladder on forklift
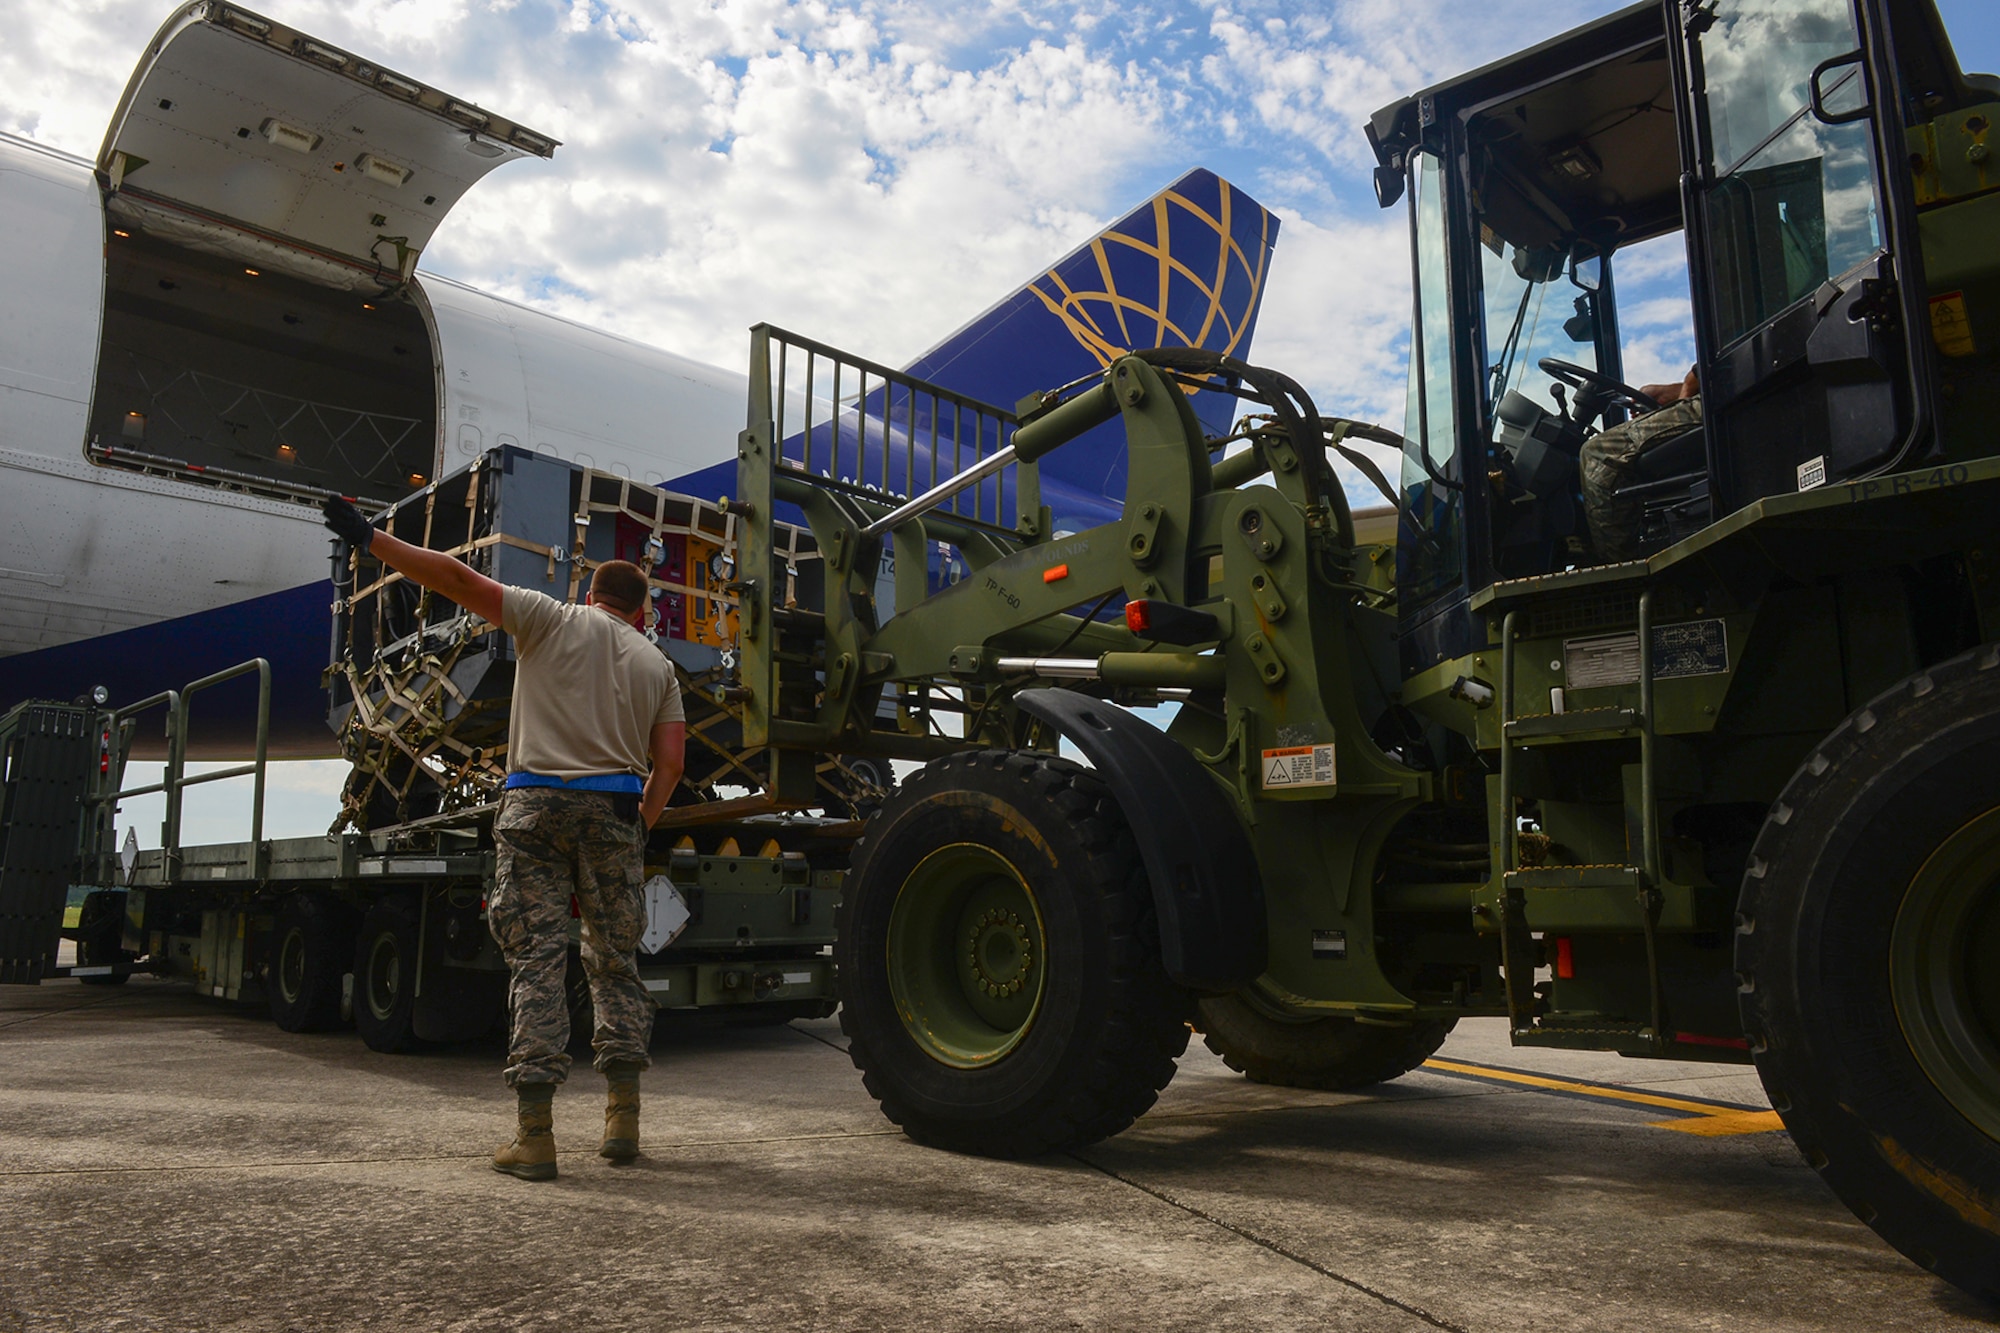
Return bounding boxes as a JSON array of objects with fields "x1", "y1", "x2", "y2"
[{"x1": 1493, "y1": 583, "x2": 1684, "y2": 1056}]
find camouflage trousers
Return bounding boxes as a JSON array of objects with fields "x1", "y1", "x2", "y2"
[
  {"x1": 490, "y1": 787, "x2": 654, "y2": 1087},
  {"x1": 1580, "y1": 396, "x2": 1704, "y2": 563}
]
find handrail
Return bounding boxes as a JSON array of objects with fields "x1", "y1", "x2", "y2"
[
  {"x1": 166, "y1": 659, "x2": 272, "y2": 877},
  {"x1": 78, "y1": 688, "x2": 179, "y2": 883},
  {"x1": 102, "y1": 688, "x2": 181, "y2": 800},
  {"x1": 745, "y1": 323, "x2": 1025, "y2": 531},
  {"x1": 90, "y1": 660, "x2": 272, "y2": 881}
]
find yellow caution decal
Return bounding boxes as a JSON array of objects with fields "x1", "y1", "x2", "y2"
[{"x1": 1929, "y1": 291, "x2": 1978, "y2": 357}]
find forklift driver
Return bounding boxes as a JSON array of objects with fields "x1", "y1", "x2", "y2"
[
  {"x1": 321, "y1": 495, "x2": 686, "y2": 1182},
  {"x1": 1579, "y1": 364, "x2": 1701, "y2": 564}
]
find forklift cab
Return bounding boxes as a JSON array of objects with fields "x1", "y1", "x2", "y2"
[{"x1": 1368, "y1": 0, "x2": 1998, "y2": 675}]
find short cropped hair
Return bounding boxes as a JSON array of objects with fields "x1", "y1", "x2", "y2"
[{"x1": 590, "y1": 560, "x2": 649, "y2": 615}]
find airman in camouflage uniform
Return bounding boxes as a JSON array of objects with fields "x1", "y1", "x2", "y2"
[
  {"x1": 490, "y1": 786, "x2": 655, "y2": 1084},
  {"x1": 1580, "y1": 368, "x2": 1702, "y2": 563},
  {"x1": 321, "y1": 495, "x2": 683, "y2": 1183}
]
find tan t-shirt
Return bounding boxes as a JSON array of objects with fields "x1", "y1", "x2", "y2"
[{"x1": 501, "y1": 587, "x2": 684, "y2": 781}]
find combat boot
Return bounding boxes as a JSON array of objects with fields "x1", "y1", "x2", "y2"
[
  {"x1": 493, "y1": 1082, "x2": 558, "y2": 1181},
  {"x1": 601, "y1": 1060, "x2": 642, "y2": 1161}
]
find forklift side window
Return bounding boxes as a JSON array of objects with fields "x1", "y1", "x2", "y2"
[
  {"x1": 1399, "y1": 152, "x2": 1464, "y2": 606},
  {"x1": 1695, "y1": 0, "x2": 1885, "y2": 345},
  {"x1": 1611, "y1": 231, "x2": 1697, "y2": 386}
]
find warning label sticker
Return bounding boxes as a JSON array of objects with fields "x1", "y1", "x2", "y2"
[
  {"x1": 1930, "y1": 290, "x2": 1977, "y2": 358},
  {"x1": 1262, "y1": 744, "x2": 1336, "y2": 790}
]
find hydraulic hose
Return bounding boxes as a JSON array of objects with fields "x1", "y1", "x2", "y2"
[{"x1": 1134, "y1": 348, "x2": 1355, "y2": 549}]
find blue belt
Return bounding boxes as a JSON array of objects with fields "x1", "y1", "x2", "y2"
[{"x1": 505, "y1": 772, "x2": 643, "y2": 794}]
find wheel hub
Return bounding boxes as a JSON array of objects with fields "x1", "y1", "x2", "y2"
[
  {"x1": 966, "y1": 909, "x2": 1033, "y2": 997},
  {"x1": 366, "y1": 935, "x2": 401, "y2": 1021},
  {"x1": 886, "y1": 843, "x2": 1047, "y2": 1069},
  {"x1": 277, "y1": 927, "x2": 307, "y2": 1004},
  {"x1": 1891, "y1": 804, "x2": 2000, "y2": 1143}
]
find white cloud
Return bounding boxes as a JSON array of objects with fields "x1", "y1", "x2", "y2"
[
  {"x1": 1251, "y1": 209, "x2": 1410, "y2": 423},
  {"x1": 1, "y1": 0, "x2": 1635, "y2": 374},
  {"x1": 1622, "y1": 331, "x2": 1699, "y2": 391},
  {"x1": 1621, "y1": 296, "x2": 1695, "y2": 333}
]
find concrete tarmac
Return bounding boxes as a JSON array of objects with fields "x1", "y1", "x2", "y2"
[{"x1": 1, "y1": 977, "x2": 1994, "y2": 1332}]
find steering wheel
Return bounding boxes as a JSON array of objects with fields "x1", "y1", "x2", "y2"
[{"x1": 1538, "y1": 357, "x2": 1664, "y2": 420}]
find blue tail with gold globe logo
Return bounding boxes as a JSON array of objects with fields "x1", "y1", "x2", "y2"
[{"x1": 904, "y1": 167, "x2": 1279, "y2": 532}]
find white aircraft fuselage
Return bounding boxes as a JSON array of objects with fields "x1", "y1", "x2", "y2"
[{"x1": 0, "y1": 5, "x2": 744, "y2": 753}]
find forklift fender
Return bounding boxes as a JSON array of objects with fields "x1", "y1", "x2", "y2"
[{"x1": 1016, "y1": 690, "x2": 1266, "y2": 990}]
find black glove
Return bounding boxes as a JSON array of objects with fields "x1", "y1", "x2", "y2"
[{"x1": 321, "y1": 495, "x2": 376, "y2": 553}]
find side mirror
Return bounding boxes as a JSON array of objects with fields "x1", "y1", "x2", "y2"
[
  {"x1": 1569, "y1": 250, "x2": 1602, "y2": 292},
  {"x1": 1373, "y1": 163, "x2": 1406, "y2": 210}
]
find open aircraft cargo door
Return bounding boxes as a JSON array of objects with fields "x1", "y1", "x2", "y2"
[
  {"x1": 83, "y1": 1, "x2": 561, "y2": 504},
  {"x1": 97, "y1": 0, "x2": 557, "y2": 292}
]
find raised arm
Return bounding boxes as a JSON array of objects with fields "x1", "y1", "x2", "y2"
[{"x1": 322, "y1": 496, "x2": 504, "y2": 626}]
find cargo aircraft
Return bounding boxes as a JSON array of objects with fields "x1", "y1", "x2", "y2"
[{"x1": 0, "y1": 2, "x2": 1281, "y2": 755}]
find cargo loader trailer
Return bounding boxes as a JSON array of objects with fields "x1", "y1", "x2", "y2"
[{"x1": 0, "y1": 444, "x2": 878, "y2": 1048}]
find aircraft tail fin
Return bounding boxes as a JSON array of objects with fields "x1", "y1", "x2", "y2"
[
  {"x1": 671, "y1": 168, "x2": 1280, "y2": 527},
  {"x1": 902, "y1": 167, "x2": 1281, "y2": 523},
  {"x1": 908, "y1": 167, "x2": 1279, "y2": 410}
]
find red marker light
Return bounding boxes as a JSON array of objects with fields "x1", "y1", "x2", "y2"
[
  {"x1": 1555, "y1": 936, "x2": 1575, "y2": 979},
  {"x1": 1043, "y1": 564, "x2": 1069, "y2": 584},
  {"x1": 1671, "y1": 1031, "x2": 1752, "y2": 1050},
  {"x1": 1125, "y1": 599, "x2": 1152, "y2": 634}
]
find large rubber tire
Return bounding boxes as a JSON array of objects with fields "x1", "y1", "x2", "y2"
[
  {"x1": 1198, "y1": 993, "x2": 1455, "y2": 1090},
  {"x1": 353, "y1": 895, "x2": 423, "y2": 1053},
  {"x1": 836, "y1": 750, "x2": 1189, "y2": 1157},
  {"x1": 74, "y1": 891, "x2": 131, "y2": 986},
  {"x1": 1737, "y1": 645, "x2": 2000, "y2": 1304},
  {"x1": 265, "y1": 892, "x2": 354, "y2": 1032}
]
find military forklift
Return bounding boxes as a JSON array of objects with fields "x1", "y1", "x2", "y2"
[{"x1": 723, "y1": 0, "x2": 2000, "y2": 1301}]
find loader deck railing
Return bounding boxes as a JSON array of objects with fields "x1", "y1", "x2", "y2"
[
  {"x1": 747, "y1": 324, "x2": 1029, "y2": 536},
  {"x1": 735, "y1": 326, "x2": 1039, "y2": 777},
  {"x1": 91, "y1": 658, "x2": 272, "y2": 882}
]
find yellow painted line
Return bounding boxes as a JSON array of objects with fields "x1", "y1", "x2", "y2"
[
  {"x1": 1422, "y1": 1057, "x2": 1786, "y2": 1136},
  {"x1": 1655, "y1": 1109, "x2": 1787, "y2": 1136}
]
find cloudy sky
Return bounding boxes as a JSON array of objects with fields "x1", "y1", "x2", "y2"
[{"x1": 9, "y1": 0, "x2": 1995, "y2": 839}]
